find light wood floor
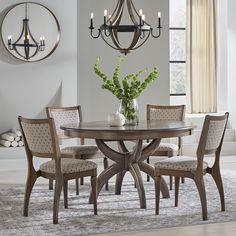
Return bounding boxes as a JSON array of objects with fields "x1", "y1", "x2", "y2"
[{"x1": 1, "y1": 155, "x2": 236, "y2": 236}]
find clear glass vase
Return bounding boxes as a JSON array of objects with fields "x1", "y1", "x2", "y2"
[{"x1": 118, "y1": 99, "x2": 139, "y2": 126}]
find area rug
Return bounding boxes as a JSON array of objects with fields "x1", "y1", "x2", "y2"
[{"x1": 0, "y1": 170, "x2": 236, "y2": 236}]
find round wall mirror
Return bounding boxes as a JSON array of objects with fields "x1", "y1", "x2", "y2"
[{"x1": 0, "y1": 2, "x2": 60, "y2": 62}]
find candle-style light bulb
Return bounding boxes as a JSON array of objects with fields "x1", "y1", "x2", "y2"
[
  {"x1": 40, "y1": 36, "x2": 43, "y2": 45},
  {"x1": 158, "y1": 11, "x2": 161, "y2": 28},
  {"x1": 8, "y1": 35, "x2": 12, "y2": 49},
  {"x1": 139, "y1": 9, "x2": 143, "y2": 26},
  {"x1": 142, "y1": 14, "x2": 145, "y2": 22},
  {"x1": 42, "y1": 36, "x2": 45, "y2": 45},
  {"x1": 104, "y1": 9, "x2": 108, "y2": 16},
  {"x1": 104, "y1": 9, "x2": 108, "y2": 25},
  {"x1": 8, "y1": 35, "x2": 12, "y2": 43},
  {"x1": 90, "y1": 12, "x2": 94, "y2": 28}
]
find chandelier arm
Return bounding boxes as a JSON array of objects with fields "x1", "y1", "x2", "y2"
[
  {"x1": 13, "y1": 20, "x2": 26, "y2": 45},
  {"x1": 103, "y1": 27, "x2": 112, "y2": 37},
  {"x1": 12, "y1": 45, "x2": 27, "y2": 60},
  {"x1": 131, "y1": 31, "x2": 151, "y2": 50},
  {"x1": 109, "y1": 0, "x2": 120, "y2": 21},
  {"x1": 150, "y1": 27, "x2": 162, "y2": 38},
  {"x1": 90, "y1": 28, "x2": 101, "y2": 39},
  {"x1": 27, "y1": 23, "x2": 40, "y2": 46},
  {"x1": 111, "y1": 0, "x2": 125, "y2": 25},
  {"x1": 110, "y1": 30, "x2": 122, "y2": 48},
  {"x1": 27, "y1": 46, "x2": 40, "y2": 60},
  {"x1": 127, "y1": 0, "x2": 139, "y2": 25},
  {"x1": 100, "y1": 31, "x2": 121, "y2": 51},
  {"x1": 127, "y1": 31, "x2": 140, "y2": 49}
]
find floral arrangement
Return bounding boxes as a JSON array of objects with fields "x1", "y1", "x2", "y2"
[{"x1": 94, "y1": 56, "x2": 159, "y2": 124}]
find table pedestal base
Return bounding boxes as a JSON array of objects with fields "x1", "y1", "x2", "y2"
[{"x1": 89, "y1": 139, "x2": 170, "y2": 208}]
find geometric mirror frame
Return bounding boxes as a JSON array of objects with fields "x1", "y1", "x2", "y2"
[{"x1": 0, "y1": 2, "x2": 60, "y2": 62}]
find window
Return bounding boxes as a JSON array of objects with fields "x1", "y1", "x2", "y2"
[{"x1": 169, "y1": 0, "x2": 186, "y2": 95}]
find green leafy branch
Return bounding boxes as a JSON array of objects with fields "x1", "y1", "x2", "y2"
[{"x1": 93, "y1": 56, "x2": 159, "y2": 102}]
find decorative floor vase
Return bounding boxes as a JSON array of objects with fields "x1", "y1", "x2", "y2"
[{"x1": 119, "y1": 99, "x2": 139, "y2": 126}]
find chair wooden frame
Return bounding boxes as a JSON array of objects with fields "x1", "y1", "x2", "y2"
[
  {"x1": 18, "y1": 116, "x2": 97, "y2": 224},
  {"x1": 147, "y1": 104, "x2": 186, "y2": 189},
  {"x1": 46, "y1": 105, "x2": 109, "y2": 193},
  {"x1": 154, "y1": 112, "x2": 229, "y2": 220}
]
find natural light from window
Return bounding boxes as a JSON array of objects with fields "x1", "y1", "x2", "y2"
[{"x1": 169, "y1": 0, "x2": 186, "y2": 95}]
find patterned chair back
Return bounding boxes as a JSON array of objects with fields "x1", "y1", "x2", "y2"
[
  {"x1": 46, "y1": 106, "x2": 82, "y2": 137},
  {"x1": 147, "y1": 105, "x2": 185, "y2": 121},
  {"x1": 197, "y1": 113, "x2": 229, "y2": 156},
  {"x1": 18, "y1": 116, "x2": 60, "y2": 158}
]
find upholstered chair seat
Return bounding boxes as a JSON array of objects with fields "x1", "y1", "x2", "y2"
[
  {"x1": 155, "y1": 156, "x2": 208, "y2": 172},
  {"x1": 142, "y1": 142, "x2": 178, "y2": 156},
  {"x1": 61, "y1": 145, "x2": 99, "y2": 157},
  {"x1": 40, "y1": 158, "x2": 97, "y2": 174}
]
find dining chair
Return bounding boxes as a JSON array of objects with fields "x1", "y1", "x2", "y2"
[
  {"x1": 154, "y1": 112, "x2": 229, "y2": 220},
  {"x1": 18, "y1": 116, "x2": 98, "y2": 224},
  {"x1": 46, "y1": 106, "x2": 109, "y2": 193},
  {"x1": 145, "y1": 104, "x2": 186, "y2": 189}
]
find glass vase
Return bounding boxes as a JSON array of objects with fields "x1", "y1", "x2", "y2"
[{"x1": 118, "y1": 99, "x2": 139, "y2": 126}]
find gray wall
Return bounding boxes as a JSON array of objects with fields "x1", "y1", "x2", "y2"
[
  {"x1": 77, "y1": 0, "x2": 169, "y2": 121},
  {"x1": 0, "y1": 0, "x2": 77, "y2": 133}
]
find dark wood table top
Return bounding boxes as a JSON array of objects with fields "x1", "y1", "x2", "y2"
[{"x1": 61, "y1": 120, "x2": 195, "y2": 140}]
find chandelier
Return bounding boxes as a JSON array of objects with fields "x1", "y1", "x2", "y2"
[
  {"x1": 7, "y1": 3, "x2": 45, "y2": 61},
  {"x1": 89, "y1": 0, "x2": 162, "y2": 55}
]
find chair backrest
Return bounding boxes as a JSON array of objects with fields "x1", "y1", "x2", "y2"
[
  {"x1": 147, "y1": 105, "x2": 186, "y2": 122},
  {"x1": 46, "y1": 106, "x2": 82, "y2": 139},
  {"x1": 197, "y1": 113, "x2": 229, "y2": 156},
  {"x1": 18, "y1": 116, "x2": 60, "y2": 159}
]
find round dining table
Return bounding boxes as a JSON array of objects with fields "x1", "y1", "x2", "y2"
[{"x1": 61, "y1": 120, "x2": 194, "y2": 209}]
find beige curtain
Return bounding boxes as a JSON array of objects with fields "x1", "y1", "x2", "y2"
[{"x1": 186, "y1": 0, "x2": 217, "y2": 113}]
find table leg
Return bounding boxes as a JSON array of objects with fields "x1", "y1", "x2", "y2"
[
  {"x1": 138, "y1": 138, "x2": 170, "y2": 198},
  {"x1": 130, "y1": 163, "x2": 146, "y2": 209},
  {"x1": 115, "y1": 171, "x2": 127, "y2": 195},
  {"x1": 89, "y1": 162, "x2": 123, "y2": 204},
  {"x1": 91, "y1": 139, "x2": 146, "y2": 209}
]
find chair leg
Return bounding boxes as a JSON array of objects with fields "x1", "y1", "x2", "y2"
[
  {"x1": 53, "y1": 176, "x2": 63, "y2": 224},
  {"x1": 76, "y1": 178, "x2": 79, "y2": 195},
  {"x1": 63, "y1": 181, "x2": 68, "y2": 209},
  {"x1": 181, "y1": 177, "x2": 185, "y2": 183},
  {"x1": 23, "y1": 172, "x2": 37, "y2": 217},
  {"x1": 211, "y1": 168, "x2": 225, "y2": 211},
  {"x1": 147, "y1": 157, "x2": 150, "y2": 182},
  {"x1": 91, "y1": 176, "x2": 98, "y2": 215},
  {"x1": 154, "y1": 173, "x2": 161, "y2": 215},
  {"x1": 80, "y1": 177, "x2": 84, "y2": 185},
  {"x1": 175, "y1": 177, "x2": 180, "y2": 207},
  {"x1": 169, "y1": 176, "x2": 173, "y2": 190},
  {"x1": 194, "y1": 176, "x2": 208, "y2": 221},
  {"x1": 49, "y1": 179, "x2": 53, "y2": 190},
  {"x1": 104, "y1": 157, "x2": 109, "y2": 191}
]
